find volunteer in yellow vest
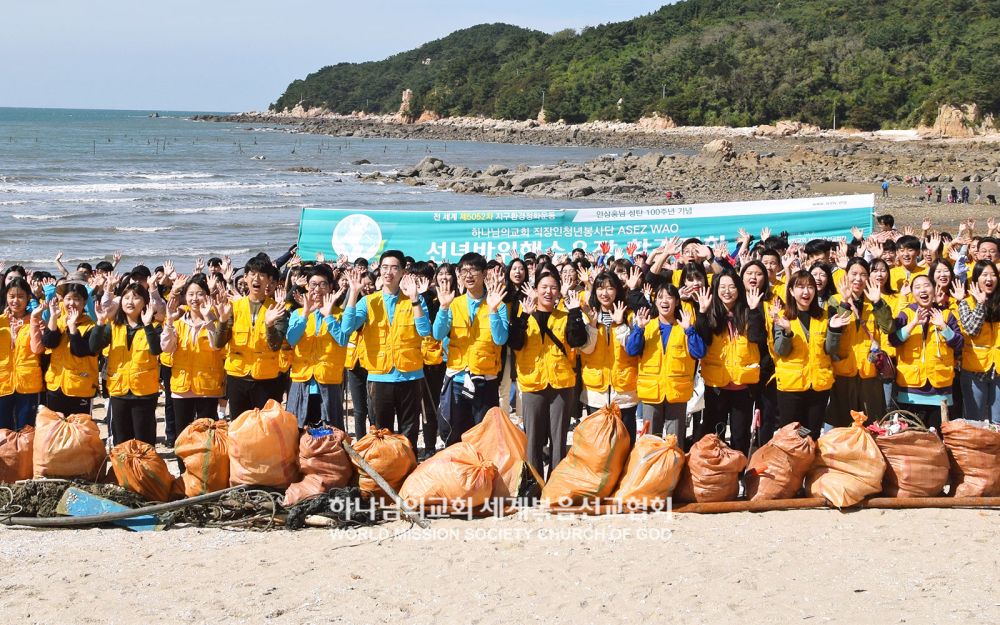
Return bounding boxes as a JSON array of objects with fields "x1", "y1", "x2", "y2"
[
  {"x1": 625, "y1": 281, "x2": 705, "y2": 449},
  {"x1": 417, "y1": 262, "x2": 453, "y2": 458},
  {"x1": 508, "y1": 270, "x2": 592, "y2": 477},
  {"x1": 341, "y1": 250, "x2": 432, "y2": 452},
  {"x1": 957, "y1": 260, "x2": 1000, "y2": 424},
  {"x1": 742, "y1": 259, "x2": 780, "y2": 446},
  {"x1": 90, "y1": 283, "x2": 162, "y2": 445},
  {"x1": 345, "y1": 270, "x2": 375, "y2": 440},
  {"x1": 889, "y1": 273, "x2": 963, "y2": 431},
  {"x1": 825, "y1": 258, "x2": 895, "y2": 426},
  {"x1": 285, "y1": 264, "x2": 359, "y2": 429},
  {"x1": 432, "y1": 253, "x2": 509, "y2": 446},
  {"x1": 42, "y1": 281, "x2": 100, "y2": 416},
  {"x1": 160, "y1": 274, "x2": 226, "y2": 435},
  {"x1": 770, "y1": 270, "x2": 849, "y2": 439},
  {"x1": 888, "y1": 235, "x2": 927, "y2": 291},
  {"x1": 0, "y1": 278, "x2": 45, "y2": 429},
  {"x1": 212, "y1": 256, "x2": 288, "y2": 419},
  {"x1": 700, "y1": 269, "x2": 766, "y2": 457},
  {"x1": 577, "y1": 271, "x2": 639, "y2": 442}
]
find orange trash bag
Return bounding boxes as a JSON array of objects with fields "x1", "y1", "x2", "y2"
[
  {"x1": 675, "y1": 434, "x2": 748, "y2": 503},
  {"x1": 0, "y1": 427, "x2": 34, "y2": 483},
  {"x1": 612, "y1": 434, "x2": 684, "y2": 507},
  {"x1": 33, "y1": 407, "x2": 106, "y2": 479},
  {"x1": 110, "y1": 439, "x2": 179, "y2": 502},
  {"x1": 941, "y1": 419, "x2": 1000, "y2": 497},
  {"x1": 175, "y1": 419, "x2": 230, "y2": 497},
  {"x1": 462, "y1": 407, "x2": 543, "y2": 499},
  {"x1": 351, "y1": 427, "x2": 417, "y2": 499},
  {"x1": 745, "y1": 422, "x2": 816, "y2": 501},
  {"x1": 541, "y1": 403, "x2": 630, "y2": 505},
  {"x1": 228, "y1": 400, "x2": 300, "y2": 488},
  {"x1": 283, "y1": 427, "x2": 355, "y2": 507},
  {"x1": 807, "y1": 411, "x2": 886, "y2": 507},
  {"x1": 399, "y1": 442, "x2": 496, "y2": 513},
  {"x1": 873, "y1": 413, "x2": 949, "y2": 497}
]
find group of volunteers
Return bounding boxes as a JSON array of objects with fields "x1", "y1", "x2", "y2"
[{"x1": 3, "y1": 211, "x2": 1000, "y2": 479}]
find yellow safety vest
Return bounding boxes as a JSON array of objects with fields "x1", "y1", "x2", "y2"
[
  {"x1": 636, "y1": 320, "x2": 696, "y2": 404},
  {"x1": 290, "y1": 310, "x2": 348, "y2": 385},
  {"x1": 514, "y1": 309, "x2": 576, "y2": 392},
  {"x1": 0, "y1": 315, "x2": 43, "y2": 395},
  {"x1": 358, "y1": 293, "x2": 424, "y2": 375},
  {"x1": 224, "y1": 297, "x2": 281, "y2": 380},
  {"x1": 45, "y1": 315, "x2": 99, "y2": 398},
  {"x1": 106, "y1": 322, "x2": 161, "y2": 397},
  {"x1": 960, "y1": 296, "x2": 1000, "y2": 374},
  {"x1": 701, "y1": 323, "x2": 760, "y2": 388},
  {"x1": 169, "y1": 319, "x2": 226, "y2": 396},
  {"x1": 580, "y1": 311, "x2": 637, "y2": 393},
  {"x1": 445, "y1": 295, "x2": 502, "y2": 375},
  {"x1": 895, "y1": 306, "x2": 957, "y2": 389},
  {"x1": 772, "y1": 314, "x2": 834, "y2": 392},
  {"x1": 828, "y1": 296, "x2": 881, "y2": 379}
]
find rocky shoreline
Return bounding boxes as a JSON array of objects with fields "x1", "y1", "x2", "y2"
[{"x1": 197, "y1": 112, "x2": 1000, "y2": 227}]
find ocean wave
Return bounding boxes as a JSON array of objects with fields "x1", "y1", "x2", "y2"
[
  {"x1": 0, "y1": 200, "x2": 29, "y2": 206},
  {"x1": 62, "y1": 197, "x2": 142, "y2": 204},
  {"x1": 113, "y1": 226, "x2": 173, "y2": 232},
  {"x1": 152, "y1": 203, "x2": 309, "y2": 215},
  {"x1": 12, "y1": 213, "x2": 62, "y2": 221},
  {"x1": 0, "y1": 181, "x2": 294, "y2": 194}
]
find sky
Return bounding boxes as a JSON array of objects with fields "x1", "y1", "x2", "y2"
[{"x1": 0, "y1": 0, "x2": 670, "y2": 112}]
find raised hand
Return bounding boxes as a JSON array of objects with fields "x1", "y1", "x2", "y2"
[
  {"x1": 215, "y1": 291, "x2": 234, "y2": 323},
  {"x1": 48, "y1": 296, "x2": 61, "y2": 322},
  {"x1": 320, "y1": 292, "x2": 336, "y2": 317},
  {"x1": 564, "y1": 292, "x2": 581, "y2": 311},
  {"x1": 626, "y1": 241, "x2": 639, "y2": 257},
  {"x1": 746, "y1": 286, "x2": 762, "y2": 310},
  {"x1": 94, "y1": 300, "x2": 108, "y2": 325},
  {"x1": 66, "y1": 308, "x2": 80, "y2": 334},
  {"x1": 626, "y1": 266, "x2": 643, "y2": 290},
  {"x1": 264, "y1": 301, "x2": 285, "y2": 327},
  {"x1": 951, "y1": 278, "x2": 965, "y2": 302},
  {"x1": 662, "y1": 236, "x2": 682, "y2": 258},
  {"x1": 634, "y1": 305, "x2": 652, "y2": 328},
  {"x1": 864, "y1": 277, "x2": 882, "y2": 304},
  {"x1": 193, "y1": 257, "x2": 205, "y2": 273},
  {"x1": 198, "y1": 298, "x2": 214, "y2": 321},
  {"x1": 415, "y1": 275, "x2": 430, "y2": 295},
  {"x1": 835, "y1": 275, "x2": 850, "y2": 303},
  {"x1": 771, "y1": 306, "x2": 791, "y2": 332},
  {"x1": 695, "y1": 286, "x2": 712, "y2": 313},
  {"x1": 737, "y1": 228, "x2": 751, "y2": 245},
  {"x1": 927, "y1": 234, "x2": 941, "y2": 256},
  {"x1": 828, "y1": 310, "x2": 853, "y2": 329},
  {"x1": 521, "y1": 289, "x2": 537, "y2": 314},
  {"x1": 399, "y1": 274, "x2": 419, "y2": 300},
  {"x1": 274, "y1": 285, "x2": 287, "y2": 305},
  {"x1": 850, "y1": 225, "x2": 864, "y2": 242},
  {"x1": 611, "y1": 301, "x2": 627, "y2": 325},
  {"x1": 922, "y1": 219, "x2": 932, "y2": 232},
  {"x1": 929, "y1": 307, "x2": 946, "y2": 330},
  {"x1": 163, "y1": 260, "x2": 176, "y2": 281},
  {"x1": 678, "y1": 307, "x2": 693, "y2": 329},
  {"x1": 642, "y1": 283, "x2": 652, "y2": 303},
  {"x1": 141, "y1": 302, "x2": 156, "y2": 326},
  {"x1": 486, "y1": 278, "x2": 507, "y2": 312},
  {"x1": 112, "y1": 251, "x2": 122, "y2": 267},
  {"x1": 970, "y1": 282, "x2": 988, "y2": 304},
  {"x1": 760, "y1": 227, "x2": 771, "y2": 242}
]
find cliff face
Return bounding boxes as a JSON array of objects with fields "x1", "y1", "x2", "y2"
[{"x1": 921, "y1": 104, "x2": 998, "y2": 138}]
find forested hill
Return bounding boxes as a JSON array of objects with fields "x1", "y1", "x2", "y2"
[{"x1": 271, "y1": 1, "x2": 1000, "y2": 130}]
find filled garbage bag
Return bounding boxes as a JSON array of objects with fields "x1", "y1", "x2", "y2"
[
  {"x1": 283, "y1": 427, "x2": 355, "y2": 507},
  {"x1": 807, "y1": 411, "x2": 886, "y2": 507},
  {"x1": 541, "y1": 403, "x2": 630, "y2": 505},
  {"x1": 462, "y1": 407, "x2": 543, "y2": 499},
  {"x1": 612, "y1": 434, "x2": 684, "y2": 507},
  {"x1": 110, "y1": 439, "x2": 179, "y2": 502},
  {"x1": 0, "y1": 426, "x2": 34, "y2": 483},
  {"x1": 351, "y1": 427, "x2": 417, "y2": 499},
  {"x1": 875, "y1": 430, "x2": 949, "y2": 498},
  {"x1": 746, "y1": 422, "x2": 816, "y2": 501},
  {"x1": 675, "y1": 434, "x2": 748, "y2": 503},
  {"x1": 941, "y1": 419, "x2": 1000, "y2": 497},
  {"x1": 33, "y1": 407, "x2": 106, "y2": 479},
  {"x1": 399, "y1": 442, "x2": 496, "y2": 513},
  {"x1": 175, "y1": 418, "x2": 230, "y2": 496},
  {"x1": 228, "y1": 400, "x2": 300, "y2": 488}
]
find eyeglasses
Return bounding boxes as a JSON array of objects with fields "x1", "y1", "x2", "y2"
[
  {"x1": 380, "y1": 264, "x2": 401, "y2": 272},
  {"x1": 458, "y1": 267, "x2": 482, "y2": 276},
  {"x1": 307, "y1": 281, "x2": 330, "y2": 290}
]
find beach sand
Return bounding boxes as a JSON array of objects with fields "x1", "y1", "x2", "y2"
[{"x1": 2, "y1": 401, "x2": 998, "y2": 624}]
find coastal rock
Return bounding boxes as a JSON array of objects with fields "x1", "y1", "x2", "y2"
[
  {"x1": 698, "y1": 139, "x2": 735, "y2": 163},
  {"x1": 286, "y1": 166, "x2": 322, "y2": 173},
  {"x1": 637, "y1": 113, "x2": 676, "y2": 131},
  {"x1": 416, "y1": 156, "x2": 445, "y2": 174},
  {"x1": 922, "y1": 103, "x2": 999, "y2": 138},
  {"x1": 755, "y1": 120, "x2": 821, "y2": 137},
  {"x1": 509, "y1": 171, "x2": 563, "y2": 190},
  {"x1": 636, "y1": 152, "x2": 665, "y2": 170},
  {"x1": 416, "y1": 110, "x2": 441, "y2": 123},
  {"x1": 351, "y1": 159, "x2": 371, "y2": 165},
  {"x1": 485, "y1": 164, "x2": 509, "y2": 176},
  {"x1": 397, "y1": 89, "x2": 415, "y2": 123}
]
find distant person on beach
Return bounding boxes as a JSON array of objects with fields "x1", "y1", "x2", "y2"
[
  {"x1": 881, "y1": 180, "x2": 889, "y2": 197},
  {"x1": 936, "y1": 185, "x2": 943, "y2": 202},
  {"x1": 950, "y1": 186, "x2": 959, "y2": 203},
  {"x1": 962, "y1": 185, "x2": 970, "y2": 204},
  {"x1": 976, "y1": 184, "x2": 982, "y2": 204}
]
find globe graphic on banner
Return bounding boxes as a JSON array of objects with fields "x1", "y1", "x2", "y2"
[{"x1": 332, "y1": 213, "x2": 382, "y2": 260}]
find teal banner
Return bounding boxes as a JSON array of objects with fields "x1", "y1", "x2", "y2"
[{"x1": 297, "y1": 194, "x2": 875, "y2": 262}]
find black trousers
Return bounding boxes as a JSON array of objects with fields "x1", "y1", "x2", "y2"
[
  {"x1": 172, "y1": 396, "x2": 219, "y2": 437},
  {"x1": 225, "y1": 375, "x2": 283, "y2": 420},
  {"x1": 755, "y1": 380, "x2": 778, "y2": 446},
  {"x1": 701, "y1": 386, "x2": 755, "y2": 457},
  {"x1": 347, "y1": 364, "x2": 369, "y2": 439},
  {"x1": 369, "y1": 379, "x2": 422, "y2": 452},
  {"x1": 45, "y1": 389, "x2": 92, "y2": 416},
  {"x1": 776, "y1": 389, "x2": 830, "y2": 440},
  {"x1": 110, "y1": 396, "x2": 158, "y2": 446},
  {"x1": 421, "y1": 363, "x2": 445, "y2": 450},
  {"x1": 160, "y1": 365, "x2": 175, "y2": 444}
]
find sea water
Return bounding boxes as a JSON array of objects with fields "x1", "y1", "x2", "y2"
[{"x1": 0, "y1": 107, "x2": 632, "y2": 271}]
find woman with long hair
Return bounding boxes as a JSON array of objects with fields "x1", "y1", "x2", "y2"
[
  {"x1": 0, "y1": 277, "x2": 45, "y2": 429},
  {"x1": 957, "y1": 260, "x2": 1000, "y2": 424}
]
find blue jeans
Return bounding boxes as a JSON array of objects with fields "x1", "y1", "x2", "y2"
[
  {"x1": 960, "y1": 371, "x2": 1000, "y2": 424},
  {"x1": 0, "y1": 392, "x2": 40, "y2": 430}
]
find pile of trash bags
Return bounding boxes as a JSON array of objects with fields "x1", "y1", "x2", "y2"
[{"x1": 5, "y1": 401, "x2": 1000, "y2": 519}]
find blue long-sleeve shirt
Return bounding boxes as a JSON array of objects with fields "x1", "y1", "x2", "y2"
[
  {"x1": 433, "y1": 295, "x2": 509, "y2": 382},
  {"x1": 286, "y1": 309, "x2": 354, "y2": 347},
  {"x1": 625, "y1": 319, "x2": 706, "y2": 359},
  {"x1": 341, "y1": 290, "x2": 431, "y2": 382}
]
